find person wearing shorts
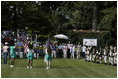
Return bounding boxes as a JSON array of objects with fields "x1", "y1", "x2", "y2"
[
  {"x1": 10, "y1": 44, "x2": 16, "y2": 67},
  {"x1": 44, "y1": 45, "x2": 52, "y2": 69},
  {"x1": 27, "y1": 47, "x2": 34, "y2": 69}
]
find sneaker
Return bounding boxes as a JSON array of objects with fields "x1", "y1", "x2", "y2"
[
  {"x1": 30, "y1": 66, "x2": 32, "y2": 69},
  {"x1": 27, "y1": 66, "x2": 29, "y2": 69}
]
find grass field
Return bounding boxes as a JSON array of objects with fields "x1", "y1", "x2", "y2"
[{"x1": 1, "y1": 58, "x2": 117, "y2": 78}]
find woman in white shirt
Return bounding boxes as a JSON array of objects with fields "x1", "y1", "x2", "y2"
[{"x1": 3, "y1": 42, "x2": 9, "y2": 64}]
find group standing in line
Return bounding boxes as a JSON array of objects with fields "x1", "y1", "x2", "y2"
[{"x1": 2, "y1": 41, "x2": 117, "y2": 69}]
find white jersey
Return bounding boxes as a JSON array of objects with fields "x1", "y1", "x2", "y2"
[
  {"x1": 86, "y1": 50, "x2": 89, "y2": 55},
  {"x1": 71, "y1": 46, "x2": 75, "y2": 53},
  {"x1": 104, "y1": 51, "x2": 107, "y2": 56},
  {"x1": 63, "y1": 45, "x2": 67, "y2": 51},
  {"x1": 70, "y1": 46, "x2": 73, "y2": 53}
]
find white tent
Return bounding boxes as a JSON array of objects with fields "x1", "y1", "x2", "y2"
[{"x1": 54, "y1": 34, "x2": 68, "y2": 39}]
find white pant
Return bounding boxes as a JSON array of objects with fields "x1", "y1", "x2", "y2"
[
  {"x1": 92, "y1": 55, "x2": 96, "y2": 62},
  {"x1": 52, "y1": 50, "x2": 56, "y2": 58},
  {"x1": 37, "y1": 53, "x2": 39, "y2": 58},
  {"x1": 104, "y1": 56, "x2": 107, "y2": 63},
  {"x1": 87, "y1": 55, "x2": 90, "y2": 61},
  {"x1": 76, "y1": 50, "x2": 81, "y2": 59},
  {"x1": 109, "y1": 57, "x2": 111, "y2": 63},
  {"x1": 63, "y1": 50, "x2": 67, "y2": 58},
  {"x1": 89, "y1": 54, "x2": 92, "y2": 61},
  {"x1": 71, "y1": 52, "x2": 75, "y2": 59},
  {"x1": 19, "y1": 52, "x2": 23, "y2": 58},
  {"x1": 99, "y1": 57, "x2": 102, "y2": 63},
  {"x1": 110, "y1": 57, "x2": 114, "y2": 65}
]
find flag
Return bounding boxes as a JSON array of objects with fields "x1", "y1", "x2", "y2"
[
  {"x1": 46, "y1": 37, "x2": 52, "y2": 48},
  {"x1": 20, "y1": 34, "x2": 28, "y2": 53}
]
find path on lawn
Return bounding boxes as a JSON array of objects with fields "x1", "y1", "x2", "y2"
[{"x1": 1, "y1": 58, "x2": 117, "y2": 78}]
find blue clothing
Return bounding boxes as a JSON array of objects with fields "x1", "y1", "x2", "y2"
[
  {"x1": 52, "y1": 45, "x2": 56, "y2": 51},
  {"x1": 3, "y1": 52, "x2": 7, "y2": 64},
  {"x1": 82, "y1": 52, "x2": 85, "y2": 58},
  {"x1": 17, "y1": 41, "x2": 23, "y2": 52},
  {"x1": 17, "y1": 41, "x2": 23, "y2": 47}
]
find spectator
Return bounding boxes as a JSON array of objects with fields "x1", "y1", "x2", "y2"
[
  {"x1": 76, "y1": 42, "x2": 81, "y2": 59},
  {"x1": 2, "y1": 42, "x2": 9, "y2": 64},
  {"x1": 103, "y1": 49, "x2": 107, "y2": 65},
  {"x1": 62, "y1": 44, "x2": 68, "y2": 58},
  {"x1": 16, "y1": 40, "x2": 23, "y2": 58},
  {"x1": 82, "y1": 45, "x2": 86, "y2": 59},
  {"x1": 51, "y1": 43, "x2": 57, "y2": 58}
]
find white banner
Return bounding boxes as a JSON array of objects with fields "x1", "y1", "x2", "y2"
[{"x1": 83, "y1": 39, "x2": 97, "y2": 46}]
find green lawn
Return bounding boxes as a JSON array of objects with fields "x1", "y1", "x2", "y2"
[{"x1": 1, "y1": 58, "x2": 117, "y2": 78}]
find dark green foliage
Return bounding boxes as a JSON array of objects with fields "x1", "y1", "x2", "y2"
[{"x1": 1, "y1": 1, "x2": 117, "y2": 46}]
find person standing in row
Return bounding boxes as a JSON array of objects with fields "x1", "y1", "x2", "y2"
[
  {"x1": 51, "y1": 43, "x2": 57, "y2": 58},
  {"x1": 62, "y1": 44, "x2": 68, "y2": 58},
  {"x1": 114, "y1": 47, "x2": 117, "y2": 66},
  {"x1": 86, "y1": 49, "x2": 90, "y2": 61},
  {"x1": 95, "y1": 50, "x2": 99, "y2": 63},
  {"x1": 103, "y1": 49, "x2": 107, "y2": 65},
  {"x1": 88, "y1": 46, "x2": 92, "y2": 61},
  {"x1": 70, "y1": 45, "x2": 75, "y2": 59},
  {"x1": 2, "y1": 42, "x2": 9, "y2": 64},
  {"x1": 92, "y1": 48, "x2": 96, "y2": 62},
  {"x1": 82, "y1": 45, "x2": 86, "y2": 59},
  {"x1": 76, "y1": 43, "x2": 81, "y2": 59},
  {"x1": 110, "y1": 50, "x2": 114, "y2": 66},
  {"x1": 108, "y1": 46, "x2": 113, "y2": 65}
]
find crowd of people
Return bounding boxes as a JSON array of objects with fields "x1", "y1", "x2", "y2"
[
  {"x1": 50, "y1": 43, "x2": 117, "y2": 66},
  {"x1": 1, "y1": 30, "x2": 117, "y2": 69}
]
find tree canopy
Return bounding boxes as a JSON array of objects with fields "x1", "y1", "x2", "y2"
[{"x1": 1, "y1": 1, "x2": 117, "y2": 45}]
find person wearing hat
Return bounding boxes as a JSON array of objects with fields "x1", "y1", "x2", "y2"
[
  {"x1": 2, "y1": 42, "x2": 9, "y2": 64},
  {"x1": 27, "y1": 46, "x2": 34, "y2": 69}
]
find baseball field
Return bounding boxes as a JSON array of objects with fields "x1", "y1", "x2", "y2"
[{"x1": 1, "y1": 58, "x2": 117, "y2": 78}]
